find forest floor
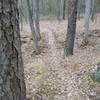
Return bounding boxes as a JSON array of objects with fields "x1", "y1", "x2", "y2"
[{"x1": 21, "y1": 17, "x2": 100, "y2": 100}]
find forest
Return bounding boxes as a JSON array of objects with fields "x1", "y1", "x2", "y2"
[{"x1": 0, "y1": 0, "x2": 100, "y2": 100}]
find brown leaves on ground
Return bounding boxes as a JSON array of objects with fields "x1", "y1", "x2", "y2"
[{"x1": 21, "y1": 17, "x2": 100, "y2": 100}]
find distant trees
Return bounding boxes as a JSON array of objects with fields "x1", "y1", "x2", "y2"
[
  {"x1": 91, "y1": 0, "x2": 95, "y2": 22},
  {"x1": 0, "y1": 0, "x2": 26, "y2": 99},
  {"x1": 34, "y1": 0, "x2": 41, "y2": 40},
  {"x1": 26, "y1": 0, "x2": 40, "y2": 53},
  {"x1": 18, "y1": 0, "x2": 100, "y2": 56},
  {"x1": 57, "y1": 0, "x2": 62, "y2": 20},
  {"x1": 62, "y1": 0, "x2": 67, "y2": 20},
  {"x1": 77, "y1": 0, "x2": 82, "y2": 20},
  {"x1": 82, "y1": 0, "x2": 91, "y2": 46},
  {"x1": 19, "y1": 0, "x2": 100, "y2": 21},
  {"x1": 26, "y1": 0, "x2": 41, "y2": 53},
  {"x1": 64, "y1": 0, "x2": 78, "y2": 56}
]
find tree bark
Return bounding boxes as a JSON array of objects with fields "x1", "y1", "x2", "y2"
[
  {"x1": 0, "y1": 0, "x2": 26, "y2": 99},
  {"x1": 64, "y1": 0, "x2": 78, "y2": 57},
  {"x1": 34, "y1": 0, "x2": 41, "y2": 41},
  {"x1": 77, "y1": 0, "x2": 82, "y2": 20},
  {"x1": 62, "y1": 0, "x2": 66, "y2": 20},
  {"x1": 57, "y1": 0, "x2": 61, "y2": 21},
  {"x1": 82, "y1": 0, "x2": 91, "y2": 46},
  {"x1": 26, "y1": 0, "x2": 39, "y2": 53}
]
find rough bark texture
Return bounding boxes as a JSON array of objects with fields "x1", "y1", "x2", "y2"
[
  {"x1": 64, "y1": 0, "x2": 78, "y2": 56},
  {"x1": 0, "y1": 0, "x2": 26, "y2": 100}
]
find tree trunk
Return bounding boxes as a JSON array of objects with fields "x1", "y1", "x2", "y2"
[
  {"x1": 62, "y1": 0, "x2": 66, "y2": 20},
  {"x1": 64, "y1": 0, "x2": 78, "y2": 57},
  {"x1": 91, "y1": 0, "x2": 97, "y2": 23},
  {"x1": 57, "y1": 0, "x2": 61, "y2": 21},
  {"x1": 82, "y1": 0, "x2": 91, "y2": 46},
  {"x1": 0, "y1": 0, "x2": 26, "y2": 100},
  {"x1": 34, "y1": 0, "x2": 41, "y2": 41},
  {"x1": 26, "y1": 0, "x2": 39, "y2": 53},
  {"x1": 77, "y1": 0, "x2": 82, "y2": 20}
]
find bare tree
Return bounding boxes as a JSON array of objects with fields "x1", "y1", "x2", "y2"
[
  {"x1": 62, "y1": 0, "x2": 67, "y2": 20},
  {"x1": 57, "y1": 0, "x2": 62, "y2": 21},
  {"x1": 34, "y1": 0, "x2": 41, "y2": 40},
  {"x1": 26, "y1": 0, "x2": 40, "y2": 53},
  {"x1": 64, "y1": 0, "x2": 78, "y2": 56},
  {"x1": 82, "y1": 0, "x2": 91, "y2": 46}
]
